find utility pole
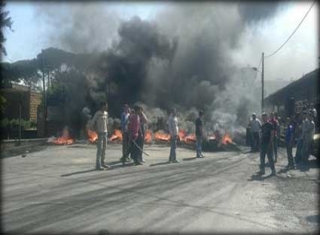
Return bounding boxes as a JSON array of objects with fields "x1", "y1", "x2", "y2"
[
  {"x1": 261, "y1": 52, "x2": 265, "y2": 113},
  {"x1": 18, "y1": 94, "x2": 22, "y2": 146},
  {"x1": 41, "y1": 55, "x2": 47, "y2": 137}
]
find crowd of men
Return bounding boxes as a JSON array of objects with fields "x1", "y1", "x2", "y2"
[
  {"x1": 248, "y1": 108, "x2": 316, "y2": 176},
  {"x1": 83, "y1": 100, "x2": 316, "y2": 173},
  {"x1": 85, "y1": 102, "x2": 205, "y2": 170}
]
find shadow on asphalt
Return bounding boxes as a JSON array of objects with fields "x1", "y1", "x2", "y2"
[
  {"x1": 247, "y1": 173, "x2": 275, "y2": 181},
  {"x1": 306, "y1": 214, "x2": 320, "y2": 224},
  {"x1": 149, "y1": 161, "x2": 171, "y2": 167},
  {"x1": 277, "y1": 167, "x2": 291, "y2": 174},
  {"x1": 296, "y1": 159, "x2": 320, "y2": 172},
  {"x1": 108, "y1": 162, "x2": 136, "y2": 169},
  {"x1": 61, "y1": 169, "x2": 96, "y2": 177},
  {"x1": 182, "y1": 157, "x2": 197, "y2": 161}
]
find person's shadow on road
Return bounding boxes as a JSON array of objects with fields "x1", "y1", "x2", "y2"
[
  {"x1": 247, "y1": 173, "x2": 274, "y2": 181},
  {"x1": 61, "y1": 169, "x2": 96, "y2": 177},
  {"x1": 149, "y1": 161, "x2": 171, "y2": 167},
  {"x1": 182, "y1": 157, "x2": 197, "y2": 161}
]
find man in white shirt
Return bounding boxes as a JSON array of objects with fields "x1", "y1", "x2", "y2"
[
  {"x1": 90, "y1": 102, "x2": 109, "y2": 170},
  {"x1": 250, "y1": 113, "x2": 261, "y2": 152},
  {"x1": 168, "y1": 108, "x2": 179, "y2": 163}
]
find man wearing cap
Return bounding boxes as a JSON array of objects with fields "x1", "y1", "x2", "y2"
[
  {"x1": 259, "y1": 112, "x2": 276, "y2": 175},
  {"x1": 250, "y1": 113, "x2": 261, "y2": 152}
]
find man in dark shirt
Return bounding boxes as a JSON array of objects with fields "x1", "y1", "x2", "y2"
[
  {"x1": 195, "y1": 110, "x2": 204, "y2": 158},
  {"x1": 269, "y1": 112, "x2": 279, "y2": 163},
  {"x1": 285, "y1": 116, "x2": 295, "y2": 169},
  {"x1": 259, "y1": 113, "x2": 276, "y2": 175}
]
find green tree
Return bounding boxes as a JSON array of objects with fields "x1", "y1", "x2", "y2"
[{"x1": 1, "y1": 1, "x2": 13, "y2": 56}]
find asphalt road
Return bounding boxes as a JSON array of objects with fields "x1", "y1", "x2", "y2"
[{"x1": 1, "y1": 143, "x2": 319, "y2": 234}]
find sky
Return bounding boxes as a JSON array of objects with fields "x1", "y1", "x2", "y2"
[{"x1": 2, "y1": 1, "x2": 319, "y2": 82}]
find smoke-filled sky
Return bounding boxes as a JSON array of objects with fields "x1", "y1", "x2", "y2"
[
  {"x1": 3, "y1": 1, "x2": 318, "y2": 82},
  {"x1": 2, "y1": 1, "x2": 318, "y2": 133}
]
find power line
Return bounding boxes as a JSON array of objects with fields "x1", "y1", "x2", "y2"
[{"x1": 265, "y1": 0, "x2": 316, "y2": 59}]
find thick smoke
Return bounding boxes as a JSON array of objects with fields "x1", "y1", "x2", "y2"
[
  {"x1": 35, "y1": 2, "x2": 120, "y2": 53},
  {"x1": 238, "y1": 1, "x2": 282, "y2": 23},
  {"x1": 36, "y1": 2, "x2": 283, "y2": 135}
]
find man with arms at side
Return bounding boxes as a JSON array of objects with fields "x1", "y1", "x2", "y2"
[
  {"x1": 90, "y1": 102, "x2": 109, "y2": 170},
  {"x1": 195, "y1": 110, "x2": 204, "y2": 158},
  {"x1": 259, "y1": 113, "x2": 276, "y2": 176},
  {"x1": 250, "y1": 113, "x2": 261, "y2": 152},
  {"x1": 168, "y1": 108, "x2": 179, "y2": 163},
  {"x1": 120, "y1": 104, "x2": 131, "y2": 162}
]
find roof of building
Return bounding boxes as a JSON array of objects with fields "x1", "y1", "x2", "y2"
[{"x1": 264, "y1": 68, "x2": 319, "y2": 104}]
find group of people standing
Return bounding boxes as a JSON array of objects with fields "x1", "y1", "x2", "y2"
[
  {"x1": 120, "y1": 104, "x2": 148, "y2": 166},
  {"x1": 248, "y1": 108, "x2": 316, "y2": 176},
  {"x1": 87, "y1": 102, "x2": 206, "y2": 170}
]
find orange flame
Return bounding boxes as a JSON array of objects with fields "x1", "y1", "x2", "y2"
[
  {"x1": 144, "y1": 129, "x2": 152, "y2": 144},
  {"x1": 154, "y1": 131, "x2": 170, "y2": 142},
  {"x1": 87, "y1": 129, "x2": 98, "y2": 143},
  {"x1": 184, "y1": 133, "x2": 196, "y2": 144},
  {"x1": 221, "y1": 134, "x2": 233, "y2": 145},
  {"x1": 178, "y1": 129, "x2": 187, "y2": 141},
  {"x1": 109, "y1": 129, "x2": 123, "y2": 142},
  {"x1": 53, "y1": 127, "x2": 74, "y2": 145}
]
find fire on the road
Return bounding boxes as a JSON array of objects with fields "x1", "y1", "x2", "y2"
[{"x1": 51, "y1": 128, "x2": 233, "y2": 146}]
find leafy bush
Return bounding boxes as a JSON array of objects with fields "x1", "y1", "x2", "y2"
[{"x1": 0, "y1": 118, "x2": 37, "y2": 130}]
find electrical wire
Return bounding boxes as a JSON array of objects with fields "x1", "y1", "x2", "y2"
[{"x1": 265, "y1": 0, "x2": 316, "y2": 59}]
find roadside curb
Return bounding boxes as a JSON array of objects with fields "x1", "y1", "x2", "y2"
[{"x1": 1, "y1": 138, "x2": 48, "y2": 158}]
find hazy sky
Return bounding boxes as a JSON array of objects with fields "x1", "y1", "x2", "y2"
[{"x1": 3, "y1": 1, "x2": 319, "y2": 82}]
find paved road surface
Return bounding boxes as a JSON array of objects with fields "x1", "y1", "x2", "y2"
[{"x1": 1, "y1": 144, "x2": 319, "y2": 234}]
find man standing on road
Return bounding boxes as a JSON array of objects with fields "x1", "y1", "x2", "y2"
[
  {"x1": 300, "y1": 110, "x2": 315, "y2": 164},
  {"x1": 195, "y1": 110, "x2": 204, "y2": 158},
  {"x1": 168, "y1": 108, "x2": 179, "y2": 163},
  {"x1": 285, "y1": 116, "x2": 295, "y2": 169},
  {"x1": 259, "y1": 113, "x2": 276, "y2": 176},
  {"x1": 269, "y1": 112, "x2": 279, "y2": 163},
  {"x1": 138, "y1": 106, "x2": 148, "y2": 163},
  {"x1": 250, "y1": 113, "x2": 261, "y2": 152},
  {"x1": 128, "y1": 105, "x2": 142, "y2": 165},
  {"x1": 295, "y1": 110, "x2": 308, "y2": 164},
  {"x1": 120, "y1": 104, "x2": 131, "y2": 162},
  {"x1": 90, "y1": 102, "x2": 109, "y2": 170}
]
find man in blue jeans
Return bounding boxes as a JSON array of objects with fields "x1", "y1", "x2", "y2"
[
  {"x1": 168, "y1": 108, "x2": 179, "y2": 163},
  {"x1": 295, "y1": 111, "x2": 307, "y2": 164},
  {"x1": 120, "y1": 104, "x2": 131, "y2": 162},
  {"x1": 90, "y1": 102, "x2": 109, "y2": 170},
  {"x1": 259, "y1": 113, "x2": 276, "y2": 176},
  {"x1": 195, "y1": 110, "x2": 204, "y2": 158}
]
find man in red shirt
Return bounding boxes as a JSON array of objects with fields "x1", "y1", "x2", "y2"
[
  {"x1": 128, "y1": 105, "x2": 142, "y2": 165},
  {"x1": 269, "y1": 112, "x2": 279, "y2": 163}
]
